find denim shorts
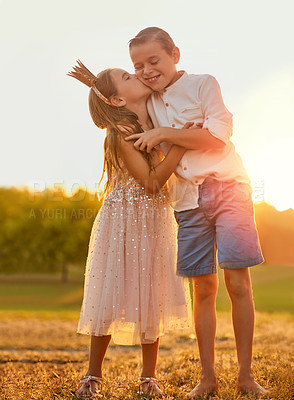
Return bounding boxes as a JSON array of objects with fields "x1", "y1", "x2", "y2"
[{"x1": 174, "y1": 179, "x2": 264, "y2": 277}]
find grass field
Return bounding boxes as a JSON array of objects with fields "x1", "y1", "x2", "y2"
[
  {"x1": 0, "y1": 313, "x2": 293, "y2": 399},
  {"x1": 0, "y1": 265, "x2": 293, "y2": 399},
  {"x1": 0, "y1": 264, "x2": 294, "y2": 314}
]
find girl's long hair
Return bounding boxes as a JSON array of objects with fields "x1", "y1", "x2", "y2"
[{"x1": 68, "y1": 61, "x2": 153, "y2": 198}]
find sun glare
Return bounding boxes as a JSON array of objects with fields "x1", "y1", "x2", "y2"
[
  {"x1": 233, "y1": 69, "x2": 294, "y2": 211},
  {"x1": 253, "y1": 139, "x2": 294, "y2": 211}
]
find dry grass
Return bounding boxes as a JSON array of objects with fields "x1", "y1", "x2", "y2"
[{"x1": 0, "y1": 312, "x2": 293, "y2": 399}]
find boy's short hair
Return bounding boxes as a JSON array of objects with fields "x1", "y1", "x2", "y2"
[{"x1": 129, "y1": 27, "x2": 175, "y2": 55}]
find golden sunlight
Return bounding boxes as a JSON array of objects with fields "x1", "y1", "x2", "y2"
[
  {"x1": 233, "y1": 68, "x2": 294, "y2": 211},
  {"x1": 254, "y1": 139, "x2": 294, "y2": 210}
]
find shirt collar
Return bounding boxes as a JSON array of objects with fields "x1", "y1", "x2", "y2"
[{"x1": 160, "y1": 70, "x2": 187, "y2": 95}]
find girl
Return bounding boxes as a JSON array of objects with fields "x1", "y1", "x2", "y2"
[{"x1": 68, "y1": 61, "x2": 191, "y2": 398}]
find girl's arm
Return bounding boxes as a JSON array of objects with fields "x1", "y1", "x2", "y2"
[
  {"x1": 117, "y1": 136, "x2": 185, "y2": 194},
  {"x1": 125, "y1": 126, "x2": 224, "y2": 152}
]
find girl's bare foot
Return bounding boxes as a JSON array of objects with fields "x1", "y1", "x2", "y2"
[
  {"x1": 187, "y1": 374, "x2": 219, "y2": 398},
  {"x1": 77, "y1": 375, "x2": 102, "y2": 398},
  {"x1": 236, "y1": 373, "x2": 267, "y2": 394}
]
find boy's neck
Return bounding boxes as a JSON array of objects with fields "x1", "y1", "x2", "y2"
[{"x1": 166, "y1": 70, "x2": 184, "y2": 88}]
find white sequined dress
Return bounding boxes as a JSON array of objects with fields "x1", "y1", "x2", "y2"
[{"x1": 77, "y1": 166, "x2": 191, "y2": 345}]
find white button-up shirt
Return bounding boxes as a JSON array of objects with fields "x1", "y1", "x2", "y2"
[{"x1": 147, "y1": 72, "x2": 250, "y2": 211}]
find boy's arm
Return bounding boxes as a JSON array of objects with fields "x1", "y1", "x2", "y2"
[
  {"x1": 125, "y1": 75, "x2": 232, "y2": 153},
  {"x1": 125, "y1": 125, "x2": 224, "y2": 153}
]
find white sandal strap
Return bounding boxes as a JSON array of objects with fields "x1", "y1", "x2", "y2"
[
  {"x1": 79, "y1": 375, "x2": 102, "y2": 384},
  {"x1": 140, "y1": 377, "x2": 162, "y2": 390},
  {"x1": 79, "y1": 375, "x2": 102, "y2": 395},
  {"x1": 140, "y1": 377, "x2": 159, "y2": 386},
  {"x1": 140, "y1": 377, "x2": 164, "y2": 397}
]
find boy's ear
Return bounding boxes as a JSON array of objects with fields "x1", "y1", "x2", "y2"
[
  {"x1": 172, "y1": 46, "x2": 180, "y2": 64},
  {"x1": 110, "y1": 96, "x2": 126, "y2": 107}
]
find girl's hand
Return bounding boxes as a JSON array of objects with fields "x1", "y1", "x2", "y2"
[
  {"x1": 124, "y1": 128, "x2": 164, "y2": 153},
  {"x1": 125, "y1": 122, "x2": 202, "y2": 153},
  {"x1": 183, "y1": 122, "x2": 203, "y2": 129},
  {"x1": 183, "y1": 122, "x2": 194, "y2": 129}
]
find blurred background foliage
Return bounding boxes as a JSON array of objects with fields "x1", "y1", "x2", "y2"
[
  {"x1": 0, "y1": 186, "x2": 102, "y2": 281},
  {"x1": 0, "y1": 186, "x2": 294, "y2": 315},
  {"x1": 0, "y1": 186, "x2": 293, "y2": 283}
]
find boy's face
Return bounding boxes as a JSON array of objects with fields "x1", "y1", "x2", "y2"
[{"x1": 129, "y1": 40, "x2": 180, "y2": 92}]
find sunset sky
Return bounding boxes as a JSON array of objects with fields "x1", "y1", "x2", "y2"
[{"x1": 1, "y1": 0, "x2": 294, "y2": 211}]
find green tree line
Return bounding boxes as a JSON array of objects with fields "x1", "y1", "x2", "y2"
[
  {"x1": 0, "y1": 186, "x2": 102, "y2": 281},
  {"x1": 1, "y1": 187, "x2": 293, "y2": 282}
]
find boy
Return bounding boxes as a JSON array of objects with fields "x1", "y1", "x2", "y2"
[{"x1": 126, "y1": 27, "x2": 266, "y2": 397}]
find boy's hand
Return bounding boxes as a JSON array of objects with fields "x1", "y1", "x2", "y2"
[{"x1": 125, "y1": 122, "x2": 202, "y2": 153}]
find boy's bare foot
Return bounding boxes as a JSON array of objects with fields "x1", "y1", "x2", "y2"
[
  {"x1": 187, "y1": 375, "x2": 219, "y2": 398},
  {"x1": 236, "y1": 373, "x2": 267, "y2": 394},
  {"x1": 77, "y1": 375, "x2": 102, "y2": 397}
]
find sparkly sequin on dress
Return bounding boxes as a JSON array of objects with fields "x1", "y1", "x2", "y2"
[{"x1": 77, "y1": 167, "x2": 191, "y2": 345}]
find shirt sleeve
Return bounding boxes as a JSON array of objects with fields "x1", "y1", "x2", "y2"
[{"x1": 200, "y1": 75, "x2": 233, "y2": 144}]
